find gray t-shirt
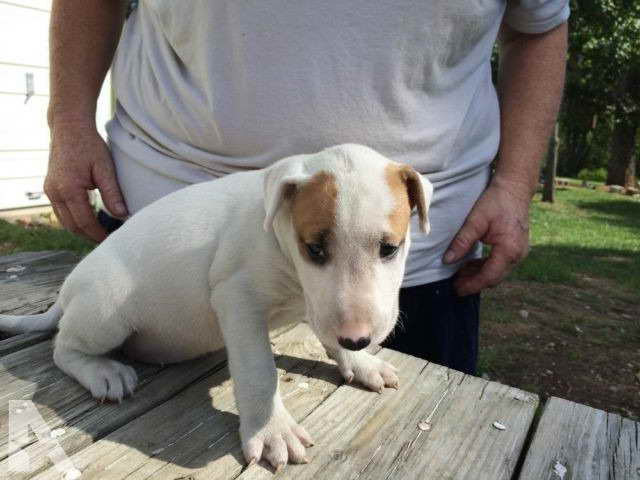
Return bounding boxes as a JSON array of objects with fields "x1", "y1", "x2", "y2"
[{"x1": 108, "y1": 0, "x2": 569, "y2": 287}]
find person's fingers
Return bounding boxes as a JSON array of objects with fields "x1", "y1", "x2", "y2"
[
  {"x1": 454, "y1": 247, "x2": 512, "y2": 296},
  {"x1": 44, "y1": 128, "x2": 119, "y2": 240},
  {"x1": 444, "y1": 217, "x2": 487, "y2": 264},
  {"x1": 455, "y1": 258, "x2": 485, "y2": 279},
  {"x1": 44, "y1": 180, "x2": 81, "y2": 235},
  {"x1": 49, "y1": 203, "x2": 62, "y2": 226},
  {"x1": 93, "y1": 160, "x2": 128, "y2": 218},
  {"x1": 64, "y1": 192, "x2": 107, "y2": 242},
  {"x1": 51, "y1": 202, "x2": 78, "y2": 234}
]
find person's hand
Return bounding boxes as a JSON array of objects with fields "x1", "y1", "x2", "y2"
[
  {"x1": 44, "y1": 123, "x2": 128, "y2": 242},
  {"x1": 443, "y1": 179, "x2": 531, "y2": 296}
]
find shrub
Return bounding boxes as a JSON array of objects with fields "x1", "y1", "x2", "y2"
[{"x1": 577, "y1": 167, "x2": 607, "y2": 183}]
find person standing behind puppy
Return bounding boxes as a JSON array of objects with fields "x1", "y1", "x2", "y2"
[{"x1": 45, "y1": 0, "x2": 568, "y2": 375}]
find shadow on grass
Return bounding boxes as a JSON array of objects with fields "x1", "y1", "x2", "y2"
[
  {"x1": 575, "y1": 199, "x2": 640, "y2": 231},
  {"x1": 513, "y1": 244, "x2": 640, "y2": 294}
]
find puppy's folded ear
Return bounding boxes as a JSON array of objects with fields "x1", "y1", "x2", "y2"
[
  {"x1": 398, "y1": 165, "x2": 434, "y2": 234},
  {"x1": 263, "y1": 157, "x2": 310, "y2": 231}
]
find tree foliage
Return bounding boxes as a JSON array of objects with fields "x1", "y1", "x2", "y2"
[{"x1": 559, "y1": 0, "x2": 640, "y2": 182}]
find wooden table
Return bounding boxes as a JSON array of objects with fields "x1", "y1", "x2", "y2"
[{"x1": 0, "y1": 251, "x2": 637, "y2": 479}]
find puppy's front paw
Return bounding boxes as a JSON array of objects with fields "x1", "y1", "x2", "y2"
[
  {"x1": 241, "y1": 405, "x2": 313, "y2": 470},
  {"x1": 337, "y1": 351, "x2": 399, "y2": 393}
]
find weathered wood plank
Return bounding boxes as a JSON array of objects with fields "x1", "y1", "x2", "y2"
[
  {"x1": 239, "y1": 357, "x2": 538, "y2": 480},
  {"x1": 0, "y1": 342, "x2": 222, "y2": 478},
  {"x1": 28, "y1": 324, "x2": 539, "y2": 480},
  {"x1": 0, "y1": 251, "x2": 79, "y2": 316},
  {"x1": 28, "y1": 323, "x2": 339, "y2": 480},
  {"x1": 518, "y1": 396, "x2": 639, "y2": 480},
  {"x1": 0, "y1": 332, "x2": 51, "y2": 357},
  {"x1": 0, "y1": 251, "x2": 78, "y2": 356},
  {"x1": 0, "y1": 322, "x2": 297, "y2": 479}
]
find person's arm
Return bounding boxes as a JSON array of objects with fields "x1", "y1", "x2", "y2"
[
  {"x1": 444, "y1": 21, "x2": 568, "y2": 296},
  {"x1": 45, "y1": 0, "x2": 128, "y2": 242}
]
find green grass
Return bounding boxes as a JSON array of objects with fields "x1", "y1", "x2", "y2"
[
  {"x1": 0, "y1": 219, "x2": 94, "y2": 256},
  {"x1": 514, "y1": 188, "x2": 640, "y2": 292}
]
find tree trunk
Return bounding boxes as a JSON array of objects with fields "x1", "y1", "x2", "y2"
[
  {"x1": 606, "y1": 114, "x2": 638, "y2": 187},
  {"x1": 607, "y1": 66, "x2": 639, "y2": 188},
  {"x1": 542, "y1": 123, "x2": 560, "y2": 203},
  {"x1": 559, "y1": 94, "x2": 595, "y2": 177}
]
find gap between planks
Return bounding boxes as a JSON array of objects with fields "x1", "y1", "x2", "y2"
[
  {"x1": 238, "y1": 357, "x2": 538, "y2": 480},
  {"x1": 26, "y1": 324, "x2": 539, "y2": 480},
  {"x1": 517, "y1": 396, "x2": 639, "y2": 480},
  {"x1": 0, "y1": 319, "x2": 297, "y2": 479},
  {"x1": 24, "y1": 323, "x2": 333, "y2": 480}
]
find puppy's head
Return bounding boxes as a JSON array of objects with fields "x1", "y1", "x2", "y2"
[{"x1": 264, "y1": 144, "x2": 433, "y2": 351}]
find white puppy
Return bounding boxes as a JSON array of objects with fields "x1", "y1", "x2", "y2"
[{"x1": 0, "y1": 144, "x2": 432, "y2": 468}]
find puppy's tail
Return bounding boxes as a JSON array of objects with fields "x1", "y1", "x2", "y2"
[{"x1": 0, "y1": 301, "x2": 63, "y2": 334}]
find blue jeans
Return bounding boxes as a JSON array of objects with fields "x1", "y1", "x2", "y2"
[
  {"x1": 97, "y1": 210, "x2": 124, "y2": 234},
  {"x1": 383, "y1": 277, "x2": 480, "y2": 375}
]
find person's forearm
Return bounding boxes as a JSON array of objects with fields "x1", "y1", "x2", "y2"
[
  {"x1": 494, "y1": 22, "x2": 568, "y2": 201},
  {"x1": 48, "y1": 0, "x2": 126, "y2": 128}
]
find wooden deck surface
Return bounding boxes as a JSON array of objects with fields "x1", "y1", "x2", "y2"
[{"x1": 0, "y1": 251, "x2": 637, "y2": 479}]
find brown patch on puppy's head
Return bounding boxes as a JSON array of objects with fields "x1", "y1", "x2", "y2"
[
  {"x1": 384, "y1": 164, "x2": 414, "y2": 245},
  {"x1": 291, "y1": 172, "x2": 338, "y2": 258},
  {"x1": 385, "y1": 163, "x2": 432, "y2": 236}
]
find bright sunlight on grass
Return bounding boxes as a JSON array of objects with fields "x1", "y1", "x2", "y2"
[{"x1": 515, "y1": 188, "x2": 640, "y2": 291}]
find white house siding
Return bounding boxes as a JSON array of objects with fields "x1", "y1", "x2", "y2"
[{"x1": 0, "y1": 0, "x2": 112, "y2": 212}]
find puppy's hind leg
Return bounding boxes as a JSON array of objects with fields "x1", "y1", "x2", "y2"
[{"x1": 53, "y1": 302, "x2": 138, "y2": 403}]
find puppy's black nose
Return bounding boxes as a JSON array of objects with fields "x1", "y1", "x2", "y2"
[{"x1": 338, "y1": 336, "x2": 371, "y2": 351}]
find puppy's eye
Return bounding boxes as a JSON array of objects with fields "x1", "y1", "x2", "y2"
[
  {"x1": 306, "y1": 243, "x2": 327, "y2": 264},
  {"x1": 379, "y1": 243, "x2": 399, "y2": 260}
]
